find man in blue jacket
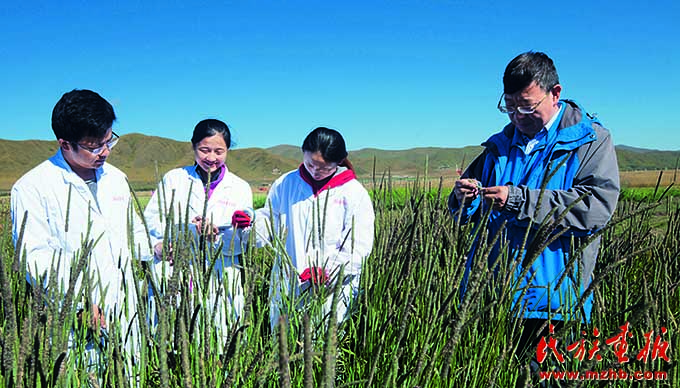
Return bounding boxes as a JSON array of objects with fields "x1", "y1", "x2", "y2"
[{"x1": 449, "y1": 51, "x2": 620, "y2": 357}]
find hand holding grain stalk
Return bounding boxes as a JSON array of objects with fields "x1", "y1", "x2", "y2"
[
  {"x1": 76, "y1": 304, "x2": 107, "y2": 330},
  {"x1": 453, "y1": 178, "x2": 484, "y2": 202},
  {"x1": 454, "y1": 179, "x2": 509, "y2": 210},
  {"x1": 192, "y1": 215, "x2": 219, "y2": 241},
  {"x1": 154, "y1": 242, "x2": 173, "y2": 264},
  {"x1": 481, "y1": 185, "x2": 509, "y2": 210}
]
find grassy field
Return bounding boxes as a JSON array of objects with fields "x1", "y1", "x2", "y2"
[
  {"x1": 620, "y1": 170, "x2": 679, "y2": 188},
  {"x1": 0, "y1": 178, "x2": 678, "y2": 387}
]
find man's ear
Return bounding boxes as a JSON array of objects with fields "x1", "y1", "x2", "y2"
[
  {"x1": 551, "y1": 84, "x2": 562, "y2": 100},
  {"x1": 58, "y1": 139, "x2": 72, "y2": 152}
]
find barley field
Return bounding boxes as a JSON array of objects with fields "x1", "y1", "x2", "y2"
[{"x1": 0, "y1": 175, "x2": 678, "y2": 387}]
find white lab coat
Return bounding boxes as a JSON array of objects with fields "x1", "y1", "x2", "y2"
[
  {"x1": 255, "y1": 167, "x2": 375, "y2": 327},
  {"x1": 144, "y1": 165, "x2": 252, "y2": 257},
  {"x1": 144, "y1": 165, "x2": 252, "y2": 341},
  {"x1": 10, "y1": 150, "x2": 151, "y2": 330}
]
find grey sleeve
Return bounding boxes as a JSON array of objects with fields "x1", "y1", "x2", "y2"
[{"x1": 507, "y1": 125, "x2": 620, "y2": 232}]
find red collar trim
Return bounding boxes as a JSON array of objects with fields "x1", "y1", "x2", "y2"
[{"x1": 298, "y1": 164, "x2": 356, "y2": 196}]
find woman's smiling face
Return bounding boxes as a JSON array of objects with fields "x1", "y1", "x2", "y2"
[{"x1": 194, "y1": 134, "x2": 227, "y2": 173}]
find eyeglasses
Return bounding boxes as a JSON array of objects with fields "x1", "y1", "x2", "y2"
[
  {"x1": 497, "y1": 92, "x2": 550, "y2": 115},
  {"x1": 304, "y1": 161, "x2": 338, "y2": 174},
  {"x1": 74, "y1": 131, "x2": 120, "y2": 155}
]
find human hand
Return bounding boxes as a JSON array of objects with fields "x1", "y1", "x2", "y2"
[
  {"x1": 192, "y1": 216, "x2": 219, "y2": 241},
  {"x1": 77, "y1": 304, "x2": 107, "y2": 330},
  {"x1": 453, "y1": 178, "x2": 483, "y2": 203},
  {"x1": 92, "y1": 304, "x2": 106, "y2": 329},
  {"x1": 481, "y1": 185, "x2": 509, "y2": 210},
  {"x1": 231, "y1": 208, "x2": 254, "y2": 229},
  {"x1": 154, "y1": 242, "x2": 173, "y2": 265}
]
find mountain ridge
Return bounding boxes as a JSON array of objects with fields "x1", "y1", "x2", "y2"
[{"x1": 0, "y1": 135, "x2": 678, "y2": 191}]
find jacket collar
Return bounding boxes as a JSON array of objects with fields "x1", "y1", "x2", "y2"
[
  {"x1": 298, "y1": 164, "x2": 356, "y2": 196},
  {"x1": 51, "y1": 149, "x2": 107, "y2": 184},
  {"x1": 187, "y1": 165, "x2": 231, "y2": 187},
  {"x1": 486, "y1": 100, "x2": 597, "y2": 154},
  {"x1": 50, "y1": 149, "x2": 105, "y2": 213}
]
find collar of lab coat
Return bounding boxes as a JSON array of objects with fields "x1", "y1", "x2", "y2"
[
  {"x1": 298, "y1": 164, "x2": 357, "y2": 197},
  {"x1": 52, "y1": 148, "x2": 108, "y2": 179},
  {"x1": 51, "y1": 149, "x2": 107, "y2": 213},
  {"x1": 185, "y1": 164, "x2": 234, "y2": 200}
]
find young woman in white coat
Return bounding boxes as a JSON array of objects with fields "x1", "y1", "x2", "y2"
[
  {"x1": 144, "y1": 119, "x2": 253, "y2": 345},
  {"x1": 256, "y1": 127, "x2": 375, "y2": 329}
]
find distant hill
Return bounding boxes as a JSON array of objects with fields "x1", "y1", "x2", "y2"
[
  {"x1": 108, "y1": 134, "x2": 301, "y2": 187},
  {"x1": 615, "y1": 147, "x2": 680, "y2": 171},
  {"x1": 266, "y1": 144, "x2": 301, "y2": 160},
  {"x1": 349, "y1": 146, "x2": 485, "y2": 177},
  {"x1": 0, "y1": 134, "x2": 678, "y2": 191}
]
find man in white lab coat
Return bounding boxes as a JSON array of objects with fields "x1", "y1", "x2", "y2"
[{"x1": 10, "y1": 89, "x2": 151, "y2": 362}]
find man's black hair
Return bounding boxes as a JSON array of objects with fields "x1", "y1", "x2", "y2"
[
  {"x1": 52, "y1": 89, "x2": 116, "y2": 142},
  {"x1": 503, "y1": 51, "x2": 560, "y2": 95}
]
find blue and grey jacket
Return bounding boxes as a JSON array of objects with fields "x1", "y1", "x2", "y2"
[{"x1": 448, "y1": 100, "x2": 620, "y2": 321}]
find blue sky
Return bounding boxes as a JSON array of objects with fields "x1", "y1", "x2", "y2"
[{"x1": 1, "y1": 1, "x2": 678, "y2": 151}]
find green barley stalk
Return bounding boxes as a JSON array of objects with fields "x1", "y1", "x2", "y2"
[
  {"x1": 177, "y1": 292, "x2": 192, "y2": 388},
  {"x1": 197, "y1": 345, "x2": 207, "y2": 388},
  {"x1": 2, "y1": 163, "x2": 680, "y2": 387},
  {"x1": 321, "y1": 266, "x2": 344, "y2": 388},
  {"x1": 157, "y1": 297, "x2": 170, "y2": 386},
  {"x1": 239, "y1": 340, "x2": 272, "y2": 386},
  {"x1": 278, "y1": 316, "x2": 291, "y2": 388},
  {"x1": 486, "y1": 339, "x2": 511, "y2": 388},
  {"x1": 126, "y1": 191, "x2": 153, "y2": 349},
  {"x1": 30, "y1": 269, "x2": 48, "y2": 387},
  {"x1": 112, "y1": 322, "x2": 126, "y2": 387},
  {"x1": 1, "y1": 211, "x2": 24, "y2": 379},
  {"x1": 568, "y1": 199, "x2": 670, "y2": 319},
  {"x1": 440, "y1": 220, "x2": 506, "y2": 382},
  {"x1": 221, "y1": 323, "x2": 246, "y2": 386},
  {"x1": 364, "y1": 313, "x2": 393, "y2": 387},
  {"x1": 55, "y1": 240, "x2": 93, "y2": 357},
  {"x1": 387, "y1": 294, "x2": 414, "y2": 386},
  {"x1": 303, "y1": 312, "x2": 314, "y2": 388},
  {"x1": 64, "y1": 185, "x2": 72, "y2": 233},
  {"x1": 14, "y1": 294, "x2": 33, "y2": 388}
]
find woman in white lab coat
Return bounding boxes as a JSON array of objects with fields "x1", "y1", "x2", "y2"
[
  {"x1": 144, "y1": 119, "x2": 253, "y2": 343},
  {"x1": 256, "y1": 127, "x2": 375, "y2": 329}
]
